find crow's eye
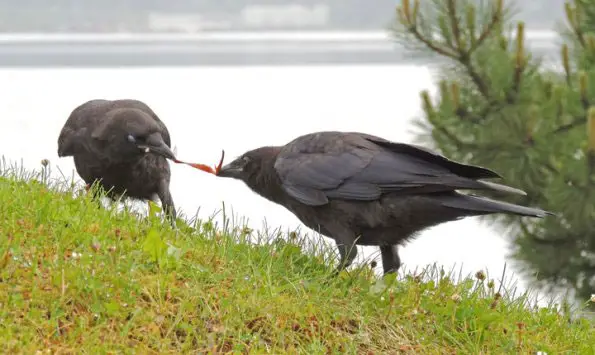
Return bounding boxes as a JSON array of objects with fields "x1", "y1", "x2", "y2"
[
  {"x1": 127, "y1": 134, "x2": 136, "y2": 143},
  {"x1": 242, "y1": 156, "x2": 251, "y2": 164}
]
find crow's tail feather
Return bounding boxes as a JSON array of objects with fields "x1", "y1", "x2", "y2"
[
  {"x1": 438, "y1": 193, "x2": 555, "y2": 218},
  {"x1": 477, "y1": 180, "x2": 527, "y2": 196}
]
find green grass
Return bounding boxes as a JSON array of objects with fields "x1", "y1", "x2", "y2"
[{"x1": 0, "y1": 162, "x2": 593, "y2": 354}]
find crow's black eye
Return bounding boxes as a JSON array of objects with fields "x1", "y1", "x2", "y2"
[
  {"x1": 242, "y1": 156, "x2": 251, "y2": 164},
  {"x1": 127, "y1": 134, "x2": 136, "y2": 143}
]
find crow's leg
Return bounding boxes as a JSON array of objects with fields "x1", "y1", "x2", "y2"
[
  {"x1": 380, "y1": 244, "x2": 401, "y2": 275},
  {"x1": 332, "y1": 239, "x2": 358, "y2": 276},
  {"x1": 157, "y1": 180, "x2": 177, "y2": 226}
]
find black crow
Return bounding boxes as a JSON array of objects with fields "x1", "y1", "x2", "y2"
[
  {"x1": 57, "y1": 99, "x2": 177, "y2": 221},
  {"x1": 214, "y1": 131, "x2": 553, "y2": 275}
]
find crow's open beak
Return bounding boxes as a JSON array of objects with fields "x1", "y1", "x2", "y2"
[{"x1": 139, "y1": 133, "x2": 176, "y2": 160}]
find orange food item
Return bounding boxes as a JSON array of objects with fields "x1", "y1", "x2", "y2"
[{"x1": 173, "y1": 150, "x2": 225, "y2": 175}]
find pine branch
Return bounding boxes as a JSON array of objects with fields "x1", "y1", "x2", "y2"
[
  {"x1": 404, "y1": 25, "x2": 459, "y2": 59},
  {"x1": 447, "y1": 0, "x2": 464, "y2": 52},
  {"x1": 433, "y1": 123, "x2": 474, "y2": 149},
  {"x1": 396, "y1": 0, "x2": 505, "y2": 98},
  {"x1": 455, "y1": 100, "x2": 506, "y2": 123},
  {"x1": 519, "y1": 220, "x2": 571, "y2": 246},
  {"x1": 396, "y1": 2, "x2": 459, "y2": 60},
  {"x1": 431, "y1": 120, "x2": 519, "y2": 152},
  {"x1": 549, "y1": 73, "x2": 589, "y2": 136},
  {"x1": 551, "y1": 117, "x2": 587, "y2": 134},
  {"x1": 456, "y1": 1, "x2": 506, "y2": 99},
  {"x1": 469, "y1": 4, "x2": 502, "y2": 52},
  {"x1": 444, "y1": 0, "x2": 498, "y2": 98},
  {"x1": 542, "y1": 161, "x2": 587, "y2": 191},
  {"x1": 586, "y1": 107, "x2": 595, "y2": 179},
  {"x1": 508, "y1": 22, "x2": 527, "y2": 103},
  {"x1": 565, "y1": 0, "x2": 586, "y2": 47},
  {"x1": 397, "y1": 0, "x2": 530, "y2": 125},
  {"x1": 562, "y1": 44, "x2": 572, "y2": 84}
]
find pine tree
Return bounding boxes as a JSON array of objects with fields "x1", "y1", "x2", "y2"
[{"x1": 391, "y1": 0, "x2": 595, "y2": 308}]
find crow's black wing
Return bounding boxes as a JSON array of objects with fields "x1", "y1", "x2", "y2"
[
  {"x1": 58, "y1": 99, "x2": 110, "y2": 157},
  {"x1": 275, "y1": 143, "x2": 377, "y2": 206},
  {"x1": 362, "y1": 134, "x2": 500, "y2": 179},
  {"x1": 274, "y1": 132, "x2": 506, "y2": 206}
]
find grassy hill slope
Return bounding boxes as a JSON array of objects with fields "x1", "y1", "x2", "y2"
[{"x1": 0, "y1": 165, "x2": 593, "y2": 353}]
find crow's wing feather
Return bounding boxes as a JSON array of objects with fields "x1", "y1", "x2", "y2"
[
  {"x1": 274, "y1": 132, "x2": 502, "y2": 206},
  {"x1": 363, "y1": 136, "x2": 501, "y2": 179},
  {"x1": 275, "y1": 149, "x2": 376, "y2": 205},
  {"x1": 281, "y1": 183, "x2": 329, "y2": 206},
  {"x1": 58, "y1": 99, "x2": 110, "y2": 156},
  {"x1": 323, "y1": 181, "x2": 381, "y2": 200},
  {"x1": 351, "y1": 150, "x2": 485, "y2": 188}
]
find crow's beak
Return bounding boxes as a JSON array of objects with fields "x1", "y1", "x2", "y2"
[
  {"x1": 217, "y1": 162, "x2": 243, "y2": 179},
  {"x1": 139, "y1": 133, "x2": 176, "y2": 160}
]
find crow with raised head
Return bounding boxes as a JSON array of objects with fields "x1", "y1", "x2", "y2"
[
  {"x1": 215, "y1": 131, "x2": 554, "y2": 275},
  {"x1": 57, "y1": 99, "x2": 177, "y2": 221}
]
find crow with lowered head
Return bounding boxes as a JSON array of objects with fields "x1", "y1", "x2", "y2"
[
  {"x1": 214, "y1": 131, "x2": 554, "y2": 275},
  {"x1": 58, "y1": 99, "x2": 178, "y2": 222}
]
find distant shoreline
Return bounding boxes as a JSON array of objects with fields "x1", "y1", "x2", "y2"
[
  {"x1": 0, "y1": 30, "x2": 562, "y2": 68},
  {"x1": 0, "y1": 29, "x2": 560, "y2": 41}
]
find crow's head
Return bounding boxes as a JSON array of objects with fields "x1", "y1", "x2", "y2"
[
  {"x1": 91, "y1": 107, "x2": 176, "y2": 161},
  {"x1": 217, "y1": 146, "x2": 280, "y2": 183}
]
